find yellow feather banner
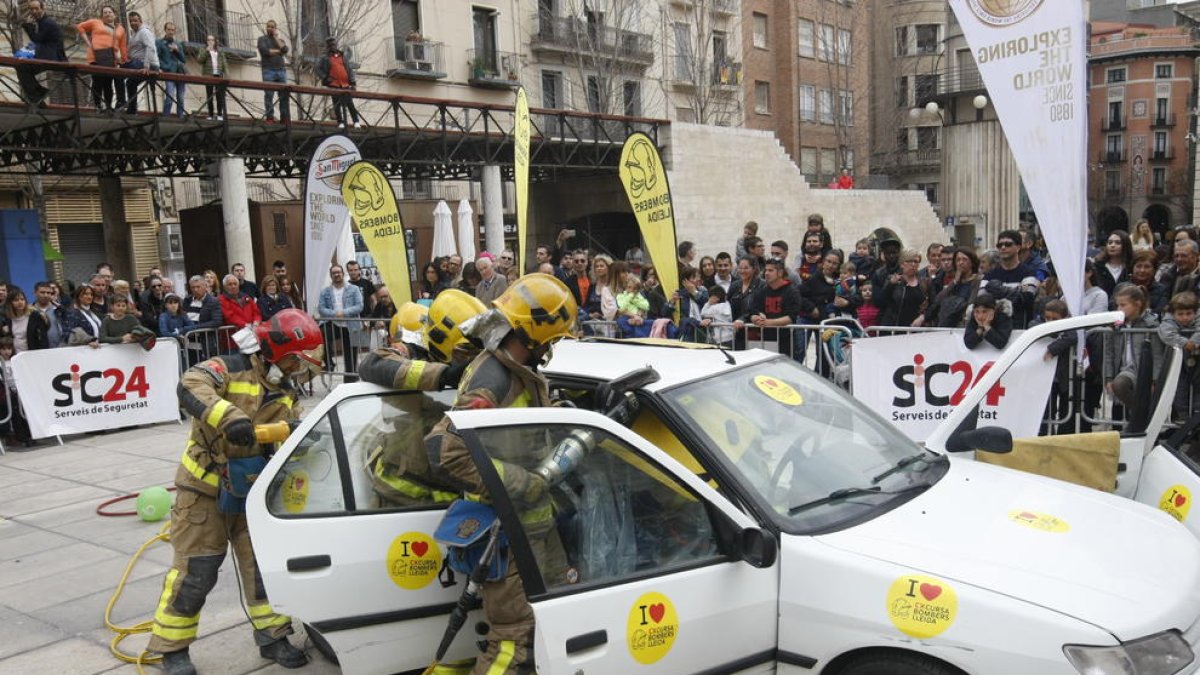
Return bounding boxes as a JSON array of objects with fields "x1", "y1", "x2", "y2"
[{"x1": 341, "y1": 161, "x2": 412, "y2": 302}]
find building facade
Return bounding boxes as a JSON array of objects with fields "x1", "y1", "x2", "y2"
[{"x1": 1087, "y1": 23, "x2": 1199, "y2": 237}]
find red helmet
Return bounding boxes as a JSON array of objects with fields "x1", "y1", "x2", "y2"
[{"x1": 255, "y1": 309, "x2": 325, "y2": 367}]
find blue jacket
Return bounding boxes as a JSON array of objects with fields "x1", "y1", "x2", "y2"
[
  {"x1": 159, "y1": 311, "x2": 195, "y2": 338},
  {"x1": 318, "y1": 283, "x2": 364, "y2": 330},
  {"x1": 257, "y1": 292, "x2": 293, "y2": 321},
  {"x1": 156, "y1": 36, "x2": 186, "y2": 74}
]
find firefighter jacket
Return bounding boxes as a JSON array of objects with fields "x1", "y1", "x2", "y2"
[{"x1": 174, "y1": 353, "x2": 299, "y2": 497}]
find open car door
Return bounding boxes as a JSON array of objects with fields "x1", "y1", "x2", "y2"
[
  {"x1": 446, "y1": 407, "x2": 780, "y2": 674},
  {"x1": 1134, "y1": 350, "x2": 1200, "y2": 538},
  {"x1": 247, "y1": 384, "x2": 480, "y2": 675}
]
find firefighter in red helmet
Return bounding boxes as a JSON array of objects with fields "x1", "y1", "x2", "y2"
[{"x1": 149, "y1": 309, "x2": 323, "y2": 675}]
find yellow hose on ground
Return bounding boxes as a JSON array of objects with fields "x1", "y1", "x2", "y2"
[{"x1": 104, "y1": 520, "x2": 172, "y2": 674}]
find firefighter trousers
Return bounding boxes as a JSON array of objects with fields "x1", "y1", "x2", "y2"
[
  {"x1": 472, "y1": 528, "x2": 566, "y2": 675},
  {"x1": 147, "y1": 488, "x2": 293, "y2": 654}
]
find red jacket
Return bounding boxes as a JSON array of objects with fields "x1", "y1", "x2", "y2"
[{"x1": 219, "y1": 292, "x2": 261, "y2": 328}]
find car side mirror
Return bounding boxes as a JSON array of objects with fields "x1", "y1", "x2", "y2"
[
  {"x1": 739, "y1": 527, "x2": 778, "y2": 569},
  {"x1": 945, "y1": 426, "x2": 1013, "y2": 454}
]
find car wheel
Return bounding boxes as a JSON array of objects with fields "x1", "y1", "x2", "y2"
[
  {"x1": 837, "y1": 651, "x2": 964, "y2": 675},
  {"x1": 303, "y1": 623, "x2": 339, "y2": 665}
]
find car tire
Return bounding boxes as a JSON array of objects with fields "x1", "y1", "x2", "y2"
[
  {"x1": 303, "y1": 623, "x2": 339, "y2": 665},
  {"x1": 837, "y1": 651, "x2": 964, "y2": 675}
]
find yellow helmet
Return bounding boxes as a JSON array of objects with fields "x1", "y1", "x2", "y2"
[
  {"x1": 424, "y1": 289, "x2": 487, "y2": 362},
  {"x1": 390, "y1": 302, "x2": 429, "y2": 340},
  {"x1": 492, "y1": 273, "x2": 577, "y2": 350}
]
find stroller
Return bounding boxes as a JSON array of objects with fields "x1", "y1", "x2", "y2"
[{"x1": 819, "y1": 317, "x2": 865, "y2": 390}]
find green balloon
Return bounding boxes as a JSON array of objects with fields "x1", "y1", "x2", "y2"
[{"x1": 136, "y1": 486, "x2": 172, "y2": 522}]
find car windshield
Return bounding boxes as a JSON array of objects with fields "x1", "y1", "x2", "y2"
[{"x1": 661, "y1": 358, "x2": 947, "y2": 532}]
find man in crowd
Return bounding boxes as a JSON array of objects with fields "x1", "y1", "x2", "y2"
[
  {"x1": 1162, "y1": 239, "x2": 1200, "y2": 298},
  {"x1": 572, "y1": 250, "x2": 591, "y2": 307},
  {"x1": 90, "y1": 273, "x2": 111, "y2": 314},
  {"x1": 806, "y1": 213, "x2": 833, "y2": 254},
  {"x1": 743, "y1": 235, "x2": 767, "y2": 272},
  {"x1": 870, "y1": 236, "x2": 903, "y2": 302},
  {"x1": 534, "y1": 245, "x2": 553, "y2": 273},
  {"x1": 257, "y1": 20, "x2": 289, "y2": 123},
  {"x1": 346, "y1": 259, "x2": 376, "y2": 311},
  {"x1": 316, "y1": 36, "x2": 362, "y2": 129},
  {"x1": 920, "y1": 243, "x2": 944, "y2": 290},
  {"x1": 983, "y1": 229, "x2": 1040, "y2": 329},
  {"x1": 32, "y1": 280, "x2": 62, "y2": 347},
  {"x1": 122, "y1": 12, "x2": 159, "y2": 114},
  {"x1": 139, "y1": 275, "x2": 167, "y2": 333},
  {"x1": 232, "y1": 262, "x2": 258, "y2": 299},
  {"x1": 156, "y1": 21, "x2": 186, "y2": 118},
  {"x1": 496, "y1": 250, "x2": 515, "y2": 276},
  {"x1": 1019, "y1": 228, "x2": 1050, "y2": 281},
  {"x1": 17, "y1": 0, "x2": 66, "y2": 108},
  {"x1": 793, "y1": 233, "x2": 825, "y2": 283},
  {"x1": 475, "y1": 257, "x2": 508, "y2": 305},
  {"x1": 678, "y1": 241, "x2": 697, "y2": 268},
  {"x1": 749, "y1": 259, "x2": 806, "y2": 360},
  {"x1": 317, "y1": 264, "x2": 363, "y2": 373},
  {"x1": 713, "y1": 252, "x2": 734, "y2": 292},
  {"x1": 768, "y1": 240, "x2": 803, "y2": 286},
  {"x1": 447, "y1": 255, "x2": 463, "y2": 285}
]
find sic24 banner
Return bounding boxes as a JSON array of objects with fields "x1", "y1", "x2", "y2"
[
  {"x1": 851, "y1": 330, "x2": 1055, "y2": 443},
  {"x1": 11, "y1": 341, "x2": 182, "y2": 439}
]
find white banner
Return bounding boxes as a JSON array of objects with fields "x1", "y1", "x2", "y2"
[
  {"x1": 851, "y1": 331, "x2": 1055, "y2": 442},
  {"x1": 948, "y1": 0, "x2": 1088, "y2": 318},
  {"x1": 11, "y1": 342, "x2": 182, "y2": 439},
  {"x1": 304, "y1": 135, "x2": 361, "y2": 311}
]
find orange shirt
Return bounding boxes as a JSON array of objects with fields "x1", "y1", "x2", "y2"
[{"x1": 76, "y1": 19, "x2": 127, "y2": 64}]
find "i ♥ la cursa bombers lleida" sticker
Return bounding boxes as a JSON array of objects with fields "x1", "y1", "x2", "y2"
[
  {"x1": 627, "y1": 592, "x2": 678, "y2": 664},
  {"x1": 886, "y1": 575, "x2": 959, "y2": 639},
  {"x1": 385, "y1": 532, "x2": 441, "y2": 590},
  {"x1": 1159, "y1": 484, "x2": 1192, "y2": 522}
]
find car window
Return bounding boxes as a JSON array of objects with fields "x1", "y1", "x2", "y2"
[
  {"x1": 474, "y1": 424, "x2": 721, "y2": 593},
  {"x1": 265, "y1": 390, "x2": 456, "y2": 517}
]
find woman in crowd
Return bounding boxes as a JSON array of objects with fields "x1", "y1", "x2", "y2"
[
  {"x1": 77, "y1": 5, "x2": 127, "y2": 112},
  {"x1": 1094, "y1": 229, "x2": 1133, "y2": 296},
  {"x1": 280, "y1": 276, "x2": 303, "y2": 308},
  {"x1": 1105, "y1": 284, "x2": 1163, "y2": 410},
  {"x1": 728, "y1": 256, "x2": 764, "y2": 350},
  {"x1": 418, "y1": 262, "x2": 447, "y2": 300},
  {"x1": 1128, "y1": 249, "x2": 1168, "y2": 314},
  {"x1": 675, "y1": 265, "x2": 709, "y2": 341},
  {"x1": 586, "y1": 254, "x2": 618, "y2": 326},
  {"x1": 457, "y1": 262, "x2": 481, "y2": 295},
  {"x1": 698, "y1": 256, "x2": 717, "y2": 289},
  {"x1": 197, "y1": 33, "x2": 229, "y2": 120},
  {"x1": 878, "y1": 248, "x2": 929, "y2": 327},
  {"x1": 5, "y1": 289, "x2": 49, "y2": 351},
  {"x1": 1132, "y1": 219, "x2": 1156, "y2": 252},
  {"x1": 257, "y1": 275, "x2": 292, "y2": 321},
  {"x1": 59, "y1": 284, "x2": 102, "y2": 347},
  {"x1": 921, "y1": 247, "x2": 979, "y2": 328},
  {"x1": 202, "y1": 269, "x2": 219, "y2": 294}
]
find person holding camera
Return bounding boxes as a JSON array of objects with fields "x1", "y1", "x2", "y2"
[
  {"x1": 257, "y1": 20, "x2": 289, "y2": 123},
  {"x1": 17, "y1": 0, "x2": 66, "y2": 107}
]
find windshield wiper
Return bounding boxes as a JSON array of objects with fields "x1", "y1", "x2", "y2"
[
  {"x1": 788, "y1": 483, "x2": 931, "y2": 515},
  {"x1": 870, "y1": 452, "x2": 945, "y2": 485}
]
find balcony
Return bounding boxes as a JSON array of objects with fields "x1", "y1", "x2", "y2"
[
  {"x1": 902, "y1": 148, "x2": 941, "y2": 168},
  {"x1": 1101, "y1": 116, "x2": 1126, "y2": 131},
  {"x1": 712, "y1": 61, "x2": 742, "y2": 88},
  {"x1": 467, "y1": 49, "x2": 522, "y2": 89},
  {"x1": 1152, "y1": 185, "x2": 1167, "y2": 195},
  {"x1": 181, "y1": 7, "x2": 257, "y2": 58},
  {"x1": 1151, "y1": 113, "x2": 1177, "y2": 128},
  {"x1": 1150, "y1": 146, "x2": 1175, "y2": 161},
  {"x1": 530, "y1": 15, "x2": 654, "y2": 66},
  {"x1": 938, "y1": 68, "x2": 985, "y2": 96},
  {"x1": 385, "y1": 38, "x2": 447, "y2": 81},
  {"x1": 1099, "y1": 150, "x2": 1127, "y2": 163},
  {"x1": 669, "y1": 0, "x2": 739, "y2": 13}
]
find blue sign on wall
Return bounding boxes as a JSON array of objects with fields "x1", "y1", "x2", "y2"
[{"x1": 0, "y1": 209, "x2": 47, "y2": 296}]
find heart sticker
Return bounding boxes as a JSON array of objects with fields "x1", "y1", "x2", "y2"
[
  {"x1": 412, "y1": 541, "x2": 429, "y2": 557},
  {"x1": 648, "y1": 603, "x2": 666, "y2": 623},
  {"x1": 886, "y1": 574, "x2": 958, "y2": 639},
  {"x1": 627, "y1": 592, "x2": 678, "y2": 665},
  {"x1": 1007, "y1": 509, "x2": 1070, "y2": 533},
  {"x1": 1176, "y1": 494, "x2": 1187, "y2": 507},
  {"x1": 1159, "y1": 485, "x2": 1193, "y2": 523},
  {"x1": 385, "y1": 532, "x2": 441, "y2": 590}
]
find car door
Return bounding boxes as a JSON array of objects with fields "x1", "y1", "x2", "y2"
[
  {"x1": 247, "y1": 383, "x2": 480, "y2": 675},
  {"x1": 446, "y1": 407, "x2": 780, "y2": 674},
  {"x1": 1134, "y1": 407, "x2": 1200, "y2": 539}
]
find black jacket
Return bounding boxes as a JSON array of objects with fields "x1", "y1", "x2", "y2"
[
  {"x1": 964, "y1": 308, "x2": 1013, "y2": 350},
  {"x1": 727, "y1": 276, "x2": 764, "y2": 322},
  {"x1": 23, "y1": 15, "x2": 66, "y2": 61}
]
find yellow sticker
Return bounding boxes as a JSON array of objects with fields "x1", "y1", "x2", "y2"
[
  {"x1": 386, "y1": 532, "x2": 442, "y2": 590},
  {"x1": 886, "y1": 575, "x2": 958, "y2": 639},
  {"x1": 1159, "y1": 484, "x2": 1193, "y2": 522},
  {"x1": 1007, "y1": 509, "x2": 1070, "y2": 533},
  {"x1": 281, "y1": 470, "x2": 310, "y2": 514},
  {"x1": 627, "y1": 592, "x2": 678, "y2": 664},
  {"x1": 753, "y1": 375, "x2": 803, "y2": 406}
]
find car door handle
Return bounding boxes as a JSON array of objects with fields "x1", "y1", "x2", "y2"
[
  {"x1": 287, "y1": 555, "x2": 331, "y2": 572},
  {"x1": 565, "y1": 629, "x2": 607, "y2": 655}
]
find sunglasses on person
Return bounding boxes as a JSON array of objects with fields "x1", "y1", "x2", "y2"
[{"x1": 997, "y1": 240, "x2": 1018, "y2": 248}]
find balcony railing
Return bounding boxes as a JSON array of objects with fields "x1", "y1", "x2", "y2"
[
  {"x1": 902, "y1": 148, "x2": 941, "y2": 167},
  {"x1": 1150, "y1": 146, "x2": 1175, "y2": 161},
  {"x1": 669, "y1": 0, "x2": 739, "y2": 13},
  {"x1": 1152, "y1": 185, "x2": 1167, "y2": 195},
  {"x1": 467, "y1": 49, "x2": 522, "y2": 89},
  {"x1": 182, "y1": 6, "x2": 257, "y2": 57},
  {"x1": 531, "y1": 15, "x2": 654, "y2": 65},
  {"x1": 1100, "y1": 150, "x2": 1127, "y2": 163},
  {"x1": 1101, "y1": 116, "x2": 1126, "y2": 131},
  {"x1": 1151, "y1": 113, "x2": 1176, "y2": 128},
  {"x1": 385, "y1": 38, "x2": 447, "y2": 80},
  {"x1": 712, "y1": 61, "x2": 742, "y2": 87},
  {"x1": 938, "y1": 68, "x2": 985, "y2": 96}
]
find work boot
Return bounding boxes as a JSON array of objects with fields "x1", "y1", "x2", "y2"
[
  {"x1": 260, "y1": 637, "x2": 308, "y2": 668},
  {"x1": 161, "y1": 648, "x2": 197, "y2": 675}
]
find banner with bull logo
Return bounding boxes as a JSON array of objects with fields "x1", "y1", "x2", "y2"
[
  {"x1": 619, "y1": 133, "x2": 678, "y2": 303},
  {"x1": 851, "y1": 331, "x2": 1055, "y2": 442},
  {"x1": 304, "y1": 135, "x2": 362, "y2": 311},
  {"x1": 341, "y1": 161, "x2": 412, "y2": 302}
]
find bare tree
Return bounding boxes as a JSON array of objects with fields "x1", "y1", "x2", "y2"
[
  {"x1": 812, "y1": 0, "x2": 870, "y2": 180},
  {"x1": 658, "y1": 0, "x2": 743, "y2": 126}
]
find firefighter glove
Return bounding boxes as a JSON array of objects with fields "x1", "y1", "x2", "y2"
[
  {"x1": 439, "y1": 361, "x2": 468, "y2": 390},
  {"x1": 225, "y1": 418, "x2": 256, "y2": 446}
]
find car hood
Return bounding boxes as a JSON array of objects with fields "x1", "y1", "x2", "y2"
[{"x1": 817, "y1": 458, "x2": 1200, "y2": 639}]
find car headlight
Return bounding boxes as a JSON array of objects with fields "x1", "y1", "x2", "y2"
[{"x1": 1064, "y1": 630, "x2": 1194, "y2": 675}]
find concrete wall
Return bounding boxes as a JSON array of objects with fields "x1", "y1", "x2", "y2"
[{"x1": 664, "y1": 123, "x2": 943, "y2": 257}]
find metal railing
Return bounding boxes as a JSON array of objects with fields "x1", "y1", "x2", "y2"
[
  {"x1": 466, "y1": 48, "x2": 522, "y2": 87},
  {"x1": 182, "y1": 7, "x2": 258, "y2": 56},
  {"x1": 531, "y1": 14, "x2": 654, "y2": 63},
  {"x1": 712, "y1": 61, "x2": 742, "y2": 87},
  {"x1": 385, "y1": 38, "x2": 447, "y2": 79}
]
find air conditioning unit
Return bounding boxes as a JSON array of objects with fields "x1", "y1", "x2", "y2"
[{"x1": 159, "y1": 222, "x2": 184, "y2": 261}]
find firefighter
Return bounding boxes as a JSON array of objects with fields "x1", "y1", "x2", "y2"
[
  {"x1": 425, "y1": 273, "x2": 578, "y2": 675},
  {"x1": 149, "y1": 309, "x2": 324, "y2": 675},
  {"x1": 388, "y1": 300, "x2": 428, "y2": 348},
  {"x1": 356, "y1": 290, "x2": 484, "y2": 507}
]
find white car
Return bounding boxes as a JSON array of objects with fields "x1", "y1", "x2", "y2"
[{"x1": 248, "y1": 311, "x2": 1200, "y2": 675}]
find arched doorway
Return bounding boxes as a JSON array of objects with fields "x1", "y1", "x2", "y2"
[
  {"x1": 1096, "y1": 206, "x2": 1129, "y2": 236},
  {"x1": 1142, "y1": 204, "x2": 1171, "y2": 237}
]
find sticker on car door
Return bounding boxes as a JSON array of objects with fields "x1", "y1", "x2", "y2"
[
  {"x1": 627, "y1": 591, "x2": 679, "y2": 664},
  {"x1": 1159, "y1": 484, "x2": 1193, "y2": 522},
  {"x1": 886, "y1": 575, "x2": 958, "y2": 639},
  {"x1": 387, "y1": 531, "x2": 442, "y2": 589}
]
